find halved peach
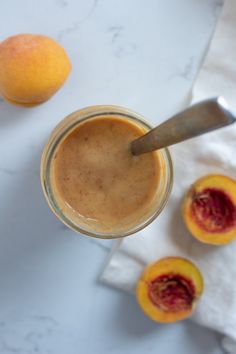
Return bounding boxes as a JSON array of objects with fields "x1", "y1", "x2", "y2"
[
  {"x1": 182, "y1": 175, "x2": 236, "y2": 245},
  {"x1": 136, "y1": 257, "x2": 204, "y2": 323}
]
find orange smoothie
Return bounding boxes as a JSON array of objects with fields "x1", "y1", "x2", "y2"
[{"x1": 50, "y1": 116, "x2": 163, "y2": 234}]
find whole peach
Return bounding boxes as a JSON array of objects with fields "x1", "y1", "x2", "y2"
[{"x1": 0, "y1": 34, "x2": 71, "y2": 106}]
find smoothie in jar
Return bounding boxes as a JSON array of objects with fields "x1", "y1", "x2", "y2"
[{"x1": 41, "y1": 106, "x2": 173, "y2": 238}]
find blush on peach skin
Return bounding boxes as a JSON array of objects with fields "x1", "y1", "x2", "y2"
[{"x1": 0, "y1": 34, "x2": 71, "y2": 106}]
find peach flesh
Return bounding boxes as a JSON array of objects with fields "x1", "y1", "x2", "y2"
[
  {"x1": 191, "y1": 188, "x2": 236, "y2": 233},
  {"x1": 148, "y1": 274, "x2": 195, "y2": 312}
]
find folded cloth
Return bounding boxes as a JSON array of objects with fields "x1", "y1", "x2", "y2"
[{"x1": 101, "y1": 0, "x2": 236, "y2": 352}]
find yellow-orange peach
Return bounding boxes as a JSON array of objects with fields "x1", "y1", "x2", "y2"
[
  {"x1": 136, "y1": 257, "x2": 204, "y2": 323},
  {"x1": 0, "y1": 34, "x2": 71, "y2": 106},
  {"x1": 182, "y1": 175, "x2": 236, "y2": 245}
]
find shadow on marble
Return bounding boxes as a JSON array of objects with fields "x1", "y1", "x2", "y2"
[
  {"x1": 167, "y1": 197, "x2": 218, "y2": 256},
  {"x1": 111, "y1": 292, "x2": 224, "y2": 353},
  {"x1": 111, "y1": 292, "x2": 164, "y2": 338},
  {"x1": 184, "y1": 321, "x2": 225, "y2": 354},
  {"x1": 0, "y1": 148, "x2": 58, "y2": 256},
  {"x1": 0, "y1": 100, "x2": 34, "y2": 129},
  {"x1": 0, "y1": 145, "x2": 89, "y2": 307}
]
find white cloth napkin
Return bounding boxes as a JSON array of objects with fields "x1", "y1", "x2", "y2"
[{"x1": 101, "y1": 0, "x2": 236, "y2": 352}]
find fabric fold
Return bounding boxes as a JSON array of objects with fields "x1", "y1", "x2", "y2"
[{"x1": 101, "y1": 0, "x2": 236, "y2": 352}]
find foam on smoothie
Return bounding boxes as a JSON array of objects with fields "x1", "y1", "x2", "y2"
[{"x1": 51, "y1": 116, "x2": 162, "y2": 233}]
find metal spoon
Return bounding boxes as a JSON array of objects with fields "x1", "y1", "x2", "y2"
[{"x1": 131, "y1": 97, "x2": 236, "y2": 155}]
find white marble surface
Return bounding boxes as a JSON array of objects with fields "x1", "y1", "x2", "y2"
[{"x1": 0, "y1": 1, "x2": 225, "y2": 353}]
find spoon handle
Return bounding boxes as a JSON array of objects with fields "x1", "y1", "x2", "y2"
[{"x1": 131, "y1": 97, "x2": 236, "y2": 155}]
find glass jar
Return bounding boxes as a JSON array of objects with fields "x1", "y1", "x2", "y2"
[{"x1": 41, "y1": 105, "x2": 173, "y2": 239}]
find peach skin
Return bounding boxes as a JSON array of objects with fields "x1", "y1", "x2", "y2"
[{"x1": 0, "y1": 34, "x2": 71, "y2": 106}]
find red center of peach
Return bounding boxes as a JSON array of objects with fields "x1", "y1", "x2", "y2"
[
  {"x1": 191, "y1": 188, "x2": 236, "y2": 233},
  {"x1": 148, "y1": 274, "x2": 195, "y2": 312}
]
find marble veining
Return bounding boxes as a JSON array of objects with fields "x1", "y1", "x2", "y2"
[
  {"x1": 0, "y1": 316, "x2": 58, "y2": 354},
  {"x1": 181, "y1": 56, "x2": 194, "y2": 81},
  {"x1": 108, "y1": 26, "x2": 137, "y2": 58},
  {"x1": 31, "y1": 315, "x2": 58, "y2": 326},
  {"x1": 0, "y1": 167, "x2": 20, "y2": 176},
  {"x1": 54, "y1": 0, "x2": 69, "y2": 8},
  {"x1": 57, "y1": 0, "x2": 99, "y2": 42},
  {"x1": 168, "y1": 55, "x2": 194, "y2": 82},
  {"x1": 108, "y1": 26, "x2": 124, "y2": 43},
  {"x1": 0, "y1": 167, "x2": 39, "y2": 177}
]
